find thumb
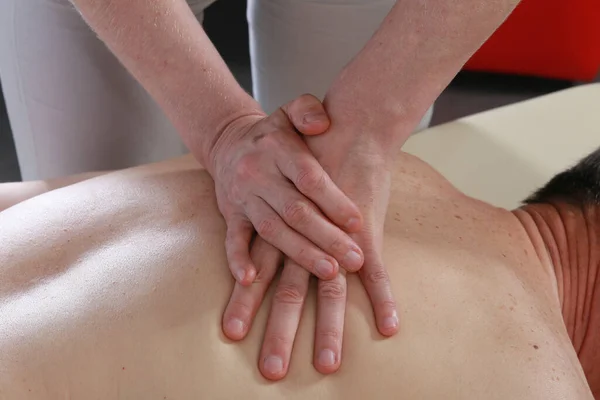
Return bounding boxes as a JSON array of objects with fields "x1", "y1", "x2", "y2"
[{"x1": 280, "y1": 94, "x2": 331, "y2": 136}]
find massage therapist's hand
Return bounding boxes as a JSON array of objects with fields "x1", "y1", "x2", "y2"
[
  {"x1": 208, "y1": 95, "x2": 365, "y2": 285},
  {"x1": 267, "y1": 131, "x2": 398, "y2": 378},
  {"x1": 223, "y1": 115, "x2": 399, "y2": 380}
]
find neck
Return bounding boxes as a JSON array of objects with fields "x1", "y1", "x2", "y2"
[{"x1": 514, "y1": 202, "x2": 600, "y2": 396}]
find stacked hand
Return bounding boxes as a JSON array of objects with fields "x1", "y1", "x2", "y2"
[
  {"x1": 207, "y1": 96, "x2": 365, "y2": 284},
  {"x1": 212, "y1": 95, "x2": 398, "y2": 380}
]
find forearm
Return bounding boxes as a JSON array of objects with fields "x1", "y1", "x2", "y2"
[
  {"x1": 70, "y1": 0, "x2": 262, "y2": 163},
  {"x1": 325, "y1": 0, "x2": 521, "y2": 151}
]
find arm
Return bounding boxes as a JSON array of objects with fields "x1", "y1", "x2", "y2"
[
  {"x1": 323, "y1": 0, "x2": 522, "y2": 153},
  {"x1": 70, "y1": 0, "x2": 365, "y2": 286},
  {"x1": 70, "y1": 0, "x2": 260, "y2": 161}
]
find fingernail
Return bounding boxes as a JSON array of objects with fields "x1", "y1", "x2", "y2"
[
  {"x1": 345, "y1": 217, "x2": 361, "y2": 231},
  {"x1": 226, "y1": 318, "x2": 245, "y2": 338},
  {"x1": 263, "y1": 355, "x2": 284, "y2": 375},
  {"x1": 343, "y1": 250, "x2": 363, "y2": 270},
  {"x1": 315, "y1": 259, "x2": 335, "y2": 278},
  {"x1": 236, "y1": 268, "x2": 247, "y2": 283},
  {"x1": 303, "y1": 112, "x2": 326, "y2": 124},
  {"x1": 318, "y1": 349, "x2": 336, "y2": 367},
  {"x1": 383, "y1": 315, "x2": 399, "y2": 331}
]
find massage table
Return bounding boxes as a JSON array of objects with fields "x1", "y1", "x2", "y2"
[{"x1": 404, "y1": 83, "x2": 600, "y2": 210}]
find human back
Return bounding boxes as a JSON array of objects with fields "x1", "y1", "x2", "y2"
[{"x1": 0, "y1": 154, "x2": 592, "y2": 399}]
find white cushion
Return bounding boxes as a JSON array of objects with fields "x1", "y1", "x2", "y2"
[{"x1": 404, "y1": 83, "x2": 600, "y2": 209}]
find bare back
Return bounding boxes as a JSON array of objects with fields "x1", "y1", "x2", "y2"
[{"x1": 0, "y1": 154, "x2": 592, "y2": 399}]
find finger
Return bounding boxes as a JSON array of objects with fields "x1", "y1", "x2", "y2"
[
  {"x1": 280, "y1": 94, "x2": 330, "y2": 136},
  {"x1": 224, "y1": 215, "x2": 257, "y2": 286},
  {"x1": 260, "y1": 184, "x2": 364, "y2": 272},
  {"x1": 246, "y1": 197, "x2": 341, "y2": 280},
  {"x1": 259, "y1": 259, "x2": 311, "y2": 380},
  {"x1": 359, "y1": 254, "x2": 399, "y2": 337},
  {"x1": 222, "y1": 238, "x2": 283, "y2": 341},
  {"x1": 276, "y1": 155, "x2": 363, "y2": 233},
  {"x1": 314, "y1": 271, "x2": 347, "y2": 374}
]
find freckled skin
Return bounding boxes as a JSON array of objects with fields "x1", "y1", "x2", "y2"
[
  {"x1": 515, "y1": 202, "x2": 600, "y2": 397},
  {"x1": 0, "y1": 153, "x2": 595, "y2": 399}
]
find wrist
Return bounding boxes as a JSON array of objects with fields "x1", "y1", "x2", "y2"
[
  {"x1": 320, "y1": 96, "x2": 413, "y2": 164},
  {"x1": 323, "y1": 77, "x2": 418, "y2": 154},
  {"x1": 176, "y1": 92, "x2": 264, "y2": 173},
  {"x1": 200, "y1": 111, "x2": 266, "y2": 178},
  {"x1": 307, "y1": 122, "x2": 394, "y2": 185}
]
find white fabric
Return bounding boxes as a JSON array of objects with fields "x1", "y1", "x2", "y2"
[
  {"x1": 0, "y1": 0, "x2": 215, "y2": 180},
  {"x1": 247, "y1": 0, "x2": 434, "y2": 129}
]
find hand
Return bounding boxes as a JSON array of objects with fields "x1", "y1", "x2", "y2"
[
  {"x1": 208, "y1": 95, "x2": 365, "y2": 284},
  {"x1": 309, "y1": 132, "x2": 398, "y2": 336},
  {"x1": 223, "y1": 117, "x2": 399, "y2": 380}
]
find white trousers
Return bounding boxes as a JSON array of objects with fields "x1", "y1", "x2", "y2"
[{"x1": 0, "y1": 0, "x2": 433, "y2": 180}]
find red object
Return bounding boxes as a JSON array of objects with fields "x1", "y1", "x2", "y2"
[{"x1": 464, "y1": 0, "x2": 600, "y2": 81}]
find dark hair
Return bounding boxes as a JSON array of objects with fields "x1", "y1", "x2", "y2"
[{"x1": 525, "y1": 146, "x2": 600, "y2": 206}]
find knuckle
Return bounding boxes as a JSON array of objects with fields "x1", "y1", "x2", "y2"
[
  {"x1": 327, "y1": 238, "x2": 346, "y2": 255},
  {"x1": 256, "y1": 218, "x2": 277, "y2": 239},
  {"x1": 378, "y1": 299, "x2": 397, "y2": 310},
  {"x1": 317, "y1": 328, "x2": 342, "y2": 342},
  {"x1": 227, "y1": 299, "x2": 253, "y2": 320},
  {"x1": 259, "y1": 131, "x2": 279, "y2": 149},
  {"x1": 234, "y1": 156, "x2": 254, "y2": 176},
  {"x1": 229, "y1": 184, "x2": 244, "y2": 203},
  {"x1": 274, "y1": 282, "x2": 306, "y2": 305},
  {"x1": 318, "y1": 280, "x2": 346, "y2": 300},
  {"x1": 264, "y1": 333, "x2": 293, "y2": 348},
  {"x1": 297, "y1": 93, "x2": 321, "y2": 109},
  {"x1": 297, "y1": 93, "x2": 314, "y2": 104},
  {"x1": 282, "y1": 200, "x2": 311, "y2": 226},
  {"x1": 364, "y1": 268, "x2": 390, "y2": 285},
  {"x1": 253, "y1": 263, "x2": 277, "y2": 284},
  {"x1": 296, "y1": 166, "x2": 326, "y2": 194}
]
